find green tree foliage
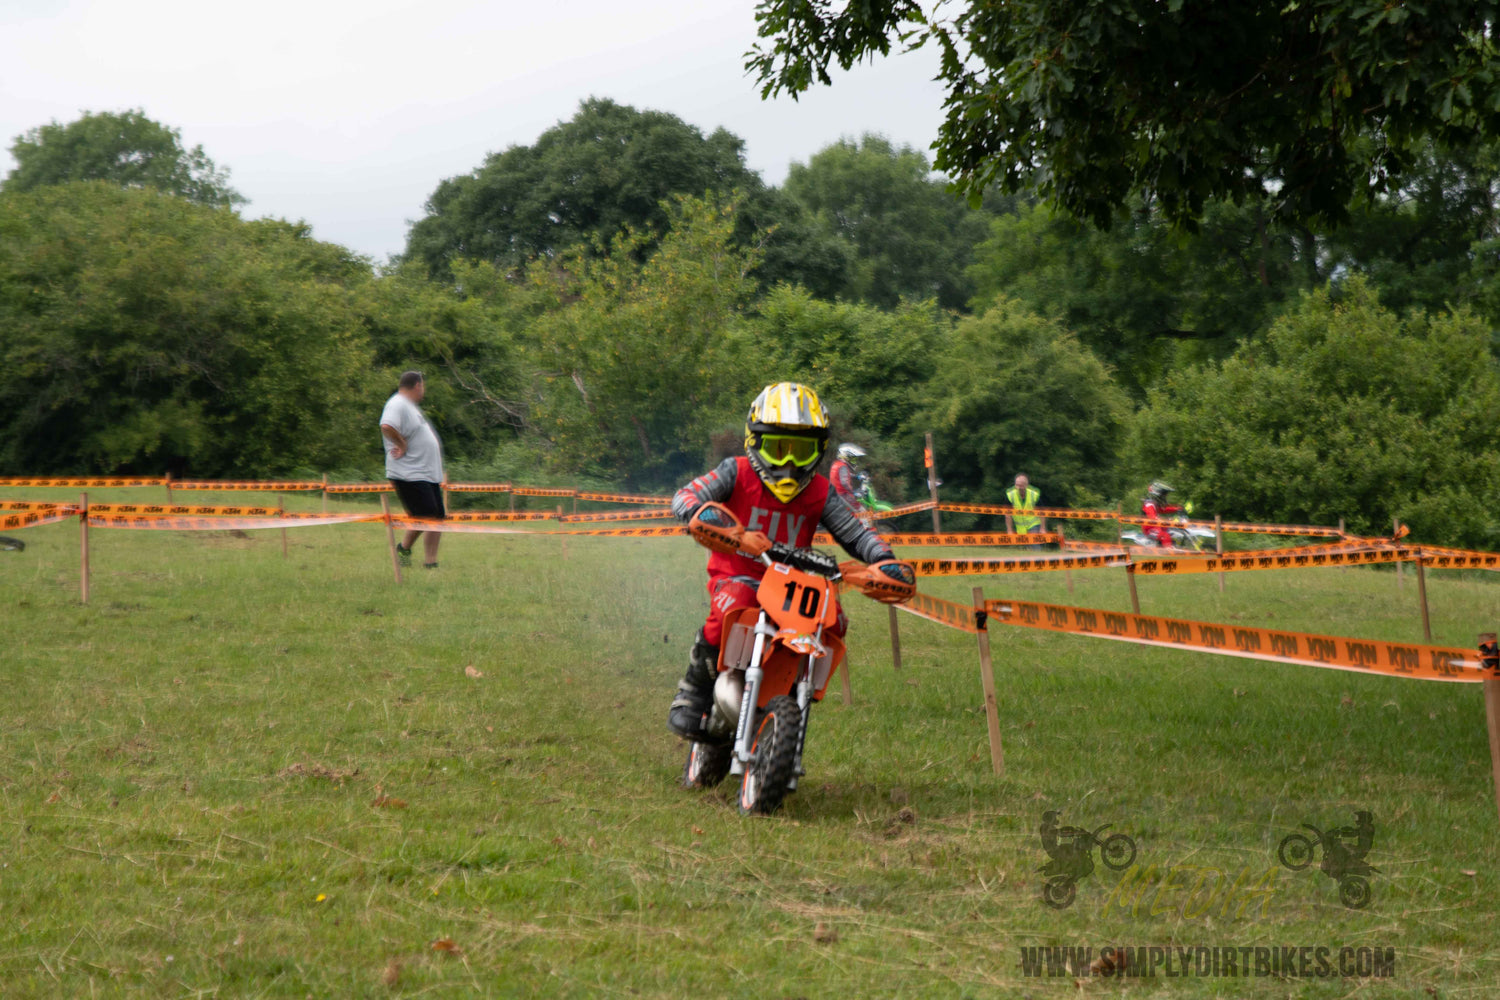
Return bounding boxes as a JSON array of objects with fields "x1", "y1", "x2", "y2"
[
  {"x1": 1322, "y1": 141, "x2": 1500, "y2": 321},
  {"x1": 405, "y1": 98, "x2": 764, "y2": 278},
  {"x1": 782, "y1": 135, "x2": 994, "y2": 310},
  {"x1": 912, "y1": 299, "x2": 1131, "y2": 505},
  {"x1": 356, "y1": 260, "x2": 534, "y2": 465},
  {"x1": 752, "y1": 284, "x2": 945, "y2": 440},
  {"x1": 4, "y1": 109, "x2": 244, "y2": 208},
  {"x1": 523, "y1": 196, "x2": 760, "y2": 487},
  {"x1": 0, "y1": 183, "x2": 376, "y2": 476},
  {"x1": 966, "y1": 199, "x2": 1318, "y2": 396},
  {"x1": 1125, "y1": 280, "x2": 1500, "y2": 548},
  {"x1": 749, "y1": 0, "x2": 1500, "y2": 229}
]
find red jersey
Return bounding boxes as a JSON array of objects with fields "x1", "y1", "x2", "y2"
[{"x1": 701, "y1": 457, "x2": 829, "y2": 579}]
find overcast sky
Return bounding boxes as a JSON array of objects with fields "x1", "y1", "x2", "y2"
[{"x1": 1, "y1": 0, "x2": 949, "y2": 263}]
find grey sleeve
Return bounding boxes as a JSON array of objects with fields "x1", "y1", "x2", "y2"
[
  {"x1": 672, "y1": 457, "x2": 739, "y2": 522},
  {"x1": 821, "y1": 491, "x2": 895, "y2": 564}
]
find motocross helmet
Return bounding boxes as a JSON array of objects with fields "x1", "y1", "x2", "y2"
[
  {"x1": 836, "y1": 442, "x2": 866, "y2": 473},
  {"x1": 1147, "y1": 480, "x2": 1175, "y2": 502},
  {"x1": 745, "y1": 382, "x2": 830, "y2": 503}
]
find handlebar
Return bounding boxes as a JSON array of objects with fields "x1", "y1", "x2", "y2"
[{"x1": 762, "y1": 543, "x2": 843, "y2": 579}]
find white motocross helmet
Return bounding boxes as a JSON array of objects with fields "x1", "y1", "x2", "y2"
[{"x1": 836, "y1": 443, "x2": 867, "y2": 467}]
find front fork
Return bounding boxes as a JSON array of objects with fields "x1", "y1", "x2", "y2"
[
  {"x1": 730, "y1": 614, "x2": 776, "y2": 776},
  {"x1": 727, "y1": 613, "x2": 824, "y2": 789}
]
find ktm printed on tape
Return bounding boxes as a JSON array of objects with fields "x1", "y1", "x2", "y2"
[{"x1": 986, "y1": 599, "x2": 1482, "y2": 683}]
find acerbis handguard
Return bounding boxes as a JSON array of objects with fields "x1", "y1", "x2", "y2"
[
  {"x1": 688, "y1": 502, "x2": 743, "y2": 555},
  {"x1": 842, "y1": 559, "x2": 917, "y2": 604}
]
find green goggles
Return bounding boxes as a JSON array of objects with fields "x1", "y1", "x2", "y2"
[{"x1": 757, "y1": 434, "x2": 822, "y2": 468}]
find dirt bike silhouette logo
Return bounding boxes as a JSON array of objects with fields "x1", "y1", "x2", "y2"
[
  {"x1": 1278, "y1": 811, "x2": 1378, "y2": 909},
  {"x1": 1037, "y1": 810, "x2": 1137, "y2": 909}
]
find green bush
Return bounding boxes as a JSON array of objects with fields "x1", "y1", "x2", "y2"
[{"x1": 1125, "y1": 279, "x2": 1500, "y2": 548}]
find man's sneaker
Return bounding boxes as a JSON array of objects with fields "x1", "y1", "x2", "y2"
[
  {"x1": 395, "y1": 543, "x2": 412, "y2": 567},
  {"x1": 423, "y1": 562, "x2": 438, "y2": 569}
]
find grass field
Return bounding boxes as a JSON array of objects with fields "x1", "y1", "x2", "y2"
[{"x1": 2, "y1": 489, "x2": 1500, "y2": 998}]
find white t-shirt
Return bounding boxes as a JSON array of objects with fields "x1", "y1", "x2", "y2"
[{"x1": 380, "y1": 392, "x2": 444, "y2": 483}]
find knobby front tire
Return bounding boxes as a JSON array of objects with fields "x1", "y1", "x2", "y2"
[{"x1": 738, "y1": 695, "x2": 801, "y2": 816}]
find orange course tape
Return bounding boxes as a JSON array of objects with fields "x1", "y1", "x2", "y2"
[
  {"x1": 939, "y1": 502, "x2": 1118, "y2": 521},
  {"x1": 442, "y1": 483, "x2": 513, "y2": 493},
  {"x1": 1413, "y1": 546, "x2": 1500, "y2": 571},
  {"x1": 986, "y1": 598, "x2": 1483, "y2": 683},
  {"x1": 324, "y1": 484, "x2": 395, "y2": 493},
  {"x1": 0, "y1": 500, "x2": 76, "y2": 511},
  {"x1": 911, "y1": 551, "x2": 1131, "y2": 576},
  {"x1": 808, "y1": 531, "x2": 1063, "y2": 548},
  {"x1": 86, "y1": 513, "x2": 380, "y2": 530},
  {"x1": 169, "y1": 480, "x2": 325, "y2": 491},
  {"x1": 444, "y1": 511, "x2": 553, "y2": 522},
  {"x1": 1121, "y1": 515, "x2": 1343, "y2": 537},
  {"x1": 897, "y1": 591, "x2": 983, "y2": 633},
  {"x1": 1128, "y1": 546, "x2": 1407, "y2": 576},
  {"x1": 2, "y1": 508, "x2": 78, "y2": 530},
  {"x1": 873, "y1": 500, "x2": 938, "y2": 519},
  {"x1": 883, "y1": 531, "x2": 1062, "y2": 547},
  {"x1": 0, "y1": 477, "x2": 165, "y2": 487},
  {"x1": 88, "y1": 503, "x2": 287, "y2": 516},
  {"x1": 511, "y1": 487, "x2": 577, "y2": 497},
  {"x1": 557, "y1": 508, "x2": 675, "y2": 523},
  {"x1": 575, "y1": 492, "x2": 674, "y2": 504}
]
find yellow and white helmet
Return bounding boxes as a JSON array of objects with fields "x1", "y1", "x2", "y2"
[{"x1": 744, "y1": 382, "x2": 830, "y2": 502}]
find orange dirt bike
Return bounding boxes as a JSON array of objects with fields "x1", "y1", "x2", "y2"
[{"x1": 682, "y1": 502, "x2": 916, "y2": 815}]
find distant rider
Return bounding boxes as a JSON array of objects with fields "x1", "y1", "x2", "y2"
[
  {"x1": 829, "y1": 443, "x2": 866, "y2": 508},
  {"x1": 1140, "y1": 481, "x2": 1185, "y2": 548},
  {"x1": 666, "y1": 383, "x2": 904, "y2": 743}
]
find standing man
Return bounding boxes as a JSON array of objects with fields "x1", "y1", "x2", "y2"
[
  {"x1": 380, "y1": 371, "x2": 445, "y2": 569},
  {"x1": 1007, "y1": 473, "x2": 1042, "y2": 535}
]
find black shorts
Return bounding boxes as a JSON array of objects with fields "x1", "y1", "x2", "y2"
[{"x1": 390, "y1": 479, "x2": 446, "y2": 519}]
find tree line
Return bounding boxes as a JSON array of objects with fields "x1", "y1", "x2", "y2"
[{"x1": 2, "y1": 103, "x2": 1498, "y2": 548}]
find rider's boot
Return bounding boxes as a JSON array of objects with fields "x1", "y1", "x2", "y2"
[{"x1": 667, "y1": 630, "x2": 724, "y2": 743}]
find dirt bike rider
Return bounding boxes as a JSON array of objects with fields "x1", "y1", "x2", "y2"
[
  {"x1": 1322, "y1": 810, "x2": 1375, "y2": 876},
  {"x1": 829, "y1": 443, "x2": 866, "y2": 508},
  {"x1": 1039, "y1": 810, "x2": 1094, "y2": 880},
  {"x1": 667, "y1": 383, "x2": 903, "y2": 743},
  {"x1": 1140, "y1": 480, "x2": 1189, "y2": 547}
]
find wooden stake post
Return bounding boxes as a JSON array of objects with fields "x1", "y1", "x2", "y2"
[
  {"x1": 971, "y1": 586, "x2": 1005, "y2": 776},
  {"x1": 1396, "y1": 517, "x2": 1404, "y2": 591},
  {"x1": 79, "y1": 492, "x2": 90, "y2": 605},
  {"x1": 1215, "y1": 515, "x2": 1225, "y2": 593},
  {"x1": 1482, "y1": 634, "x2": 1500, "y2": 827},
  {"x1": 888, "y1": 604, "x2": 903, "y2": 671},
  {"x1": 381, "y1": 495, "x2": 402, "y2": 584},
  {"x1": 1414, "y1": 550, "x2": 1432, "y2": 643},
  {"x1": 278, "y1": 495, "x2": 289, "y2": 558},
  {"x1": 925, "y1": 432, "x2": 941, "y2": 534}
]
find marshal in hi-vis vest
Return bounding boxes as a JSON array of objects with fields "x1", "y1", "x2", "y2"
[{"x1": 1006, "y1": 485, "x2": 1041, "y2": 533}]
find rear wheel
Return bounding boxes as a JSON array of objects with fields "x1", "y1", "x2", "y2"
[
  {"x1": 681, "y1": 741, "x2": 732, "y2": 789},
  {"x1": 738, "y1": 695, "x2": 801, "y2": 816}
]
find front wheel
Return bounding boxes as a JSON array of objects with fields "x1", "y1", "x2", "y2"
[
  {"x1": 1099, "y1": 833, "x2": 1136, "y2": 871},
  {"x1": 681, "y1": 741, "x2": 732, "y2": 789},
  {"x1": 1278, "y1": 833, "x2": 1316, "y2": 871},
  {"x1": 738, "y1": 695, "x2": 801, "y2": 816}
]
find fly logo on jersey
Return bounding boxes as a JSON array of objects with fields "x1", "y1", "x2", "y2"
[{"x1": 745, "y1": 506, "x2": 808, "y2": 547}]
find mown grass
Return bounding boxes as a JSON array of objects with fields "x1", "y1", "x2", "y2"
[{"x1": 2, "y1": 488, "x2": 1499, "y2": 997}]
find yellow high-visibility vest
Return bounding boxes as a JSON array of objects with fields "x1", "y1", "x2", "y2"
[{"x1": 1006, "y1": 485, "x2": 1041, "y2": 533}]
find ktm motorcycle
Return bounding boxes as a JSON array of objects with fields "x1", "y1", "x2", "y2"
[{"x1": 681, "y1": 502, "x2": 916, "y2": 815}]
